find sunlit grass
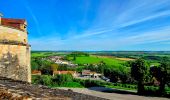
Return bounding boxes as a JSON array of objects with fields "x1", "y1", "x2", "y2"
[{"x1": 69, "y1": 55, "x2": 125, "y2": 67}]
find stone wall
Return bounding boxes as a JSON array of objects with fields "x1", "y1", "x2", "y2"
[
  {"x1": 0, "y1": 25, "x2": 31, "y2": 82},
  {"x1": 0, "y1": 25, "x2": 27, "y2": 44}
]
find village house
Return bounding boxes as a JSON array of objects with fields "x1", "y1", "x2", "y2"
[
  {"x1": 81, "y1": 70, "x2": 102, "y2": 79},
  {"x1": 31, "y1": 70, "x2": 41, "y2": 75},
  {"x1": 48, "y1": 56, "x2": 76, "y2": 67}
]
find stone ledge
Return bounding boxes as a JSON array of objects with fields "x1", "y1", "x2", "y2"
[
  {"x1": 0, "y1": 39, "x2": 30, "y2": 46},
  {"x1": 0, "y1": 77, "x2": 107, "y2": 100}
]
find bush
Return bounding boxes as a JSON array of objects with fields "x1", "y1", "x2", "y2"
[
  {"x1": 41, "y1": 75, "x2": 53, "y2": 86},
  {"x1": 32, "y1": 75, "x2": 52, "y2": 86},
  {"x1": 73, "y1": 79, "x2": 108, "y2": 88},
  {"x1": 143, "y1": 86, "x2": 159, "y2": 95},
  {"x1": 62, "y1": 82, "x2": 84, "y2": 87},
  {"x1": 52, "y1": 74, "x2": 73, "y2": 85}
]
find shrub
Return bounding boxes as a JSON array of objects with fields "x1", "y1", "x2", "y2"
[
  {"x1": 41, "y1": 75, "x2": 53, "y2": 86},
  {"x1": 32, "y1": 75, "x2": 53, "y2": 86},
  {"x1": 52, "y1": 74, "x2": 73, "y2": 85},
  {"x1": 61, "y1": 82, "x2": 84, "y2": 87},
  {"x1": 73, "y1": 79, "x2": 108, "y2": 87},
  {"x1": 143, "y1": 86, "x2": 159, "y2": 95}
]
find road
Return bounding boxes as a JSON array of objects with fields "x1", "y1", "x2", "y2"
[{"x1": 58, "y1": 87, "x2": 169, "y2": 100}]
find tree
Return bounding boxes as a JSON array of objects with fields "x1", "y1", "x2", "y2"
[
  {"x1": 73, "y1": 55, "x2": 76, "y2": 61},
  {"x1": 53, "y1": 74, "x2": 73, "y2": 85},
  {"x1": 58, "y1": 64, "x2": 68, "y2": 71},
  {"x1": 51, "y1": 64, "x2": 58, "y2": 71},
  {"x1": 69, "y1": 51, "x2": 89, "y2": 61},
  {"x1": 150, "y1": 57, "x2": 170, "y2": 95},
  {"x1": 31, "y1": 59, "x2": 39, "y2": 70},
  {"x1": 98, "y1": 61, "x2": 105, "y2": 74},
  {"x1": 104, "y1": 68, "x2": 119, "y2": 82},
  {"x1": 119, "y1": 66, "x2": 130, "y2": 83},
  {"x1": 40, "y1": 60, "x2": 53, "y2": 75},
  {"x1": 31, "y1": 57, "x2": 43, "y2": 70},
  {"x1": 131, "y1": 58, "x2": 148, "y2": 94}
]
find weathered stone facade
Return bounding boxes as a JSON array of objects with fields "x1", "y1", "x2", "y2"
[{"x1": 0, "y1": 18, "x2": 31, "y2": 82}]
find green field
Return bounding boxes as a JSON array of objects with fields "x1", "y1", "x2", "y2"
[
  {"x1": 31, "y1": 51, "x2": 67, "y2": 57},
  {"x1": 69, "y1": 55, "x2": 126, "y2": 67}
]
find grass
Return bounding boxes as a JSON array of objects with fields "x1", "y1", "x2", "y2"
[
  {"x1": 105, "y1": 85, "x2": 136, "y2": 91},
  {"x1": 150, "y1": 62, "x2": 160, "y2": 66},
  {"x1": 31, "y1": 52, "x2": 66, "y2": 57},
  {"x1": 69, "y1": 55, "x2": 125, "y2": 67},
  {"x1": 50, "y1": 82, "x2": 84, "y2": 88}
]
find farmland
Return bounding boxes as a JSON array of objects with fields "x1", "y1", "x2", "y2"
[
  {"x1": 31, "y1": 51, "x2": 67, "y2": 58},
  {"x1": 68, "y1": 55, "x2": 126, "y2": 67}
]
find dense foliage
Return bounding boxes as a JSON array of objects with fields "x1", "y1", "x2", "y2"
[
  {"x1": 32, "y1": 74, "x2": 108, "y2": 88},
  {"x1": 131, "y1": 59, "x2": 149, "y2": 94},
  {"x1": 150, "y1": 57, "x2": 170, "y2": 95},
  {"x1": 32, "y1": 74, "x2": 82, "y2": 87}
]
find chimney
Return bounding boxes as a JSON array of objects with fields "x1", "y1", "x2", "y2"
[{"x1": 0, "y1": 13, "x2": 3, "y2": 25}]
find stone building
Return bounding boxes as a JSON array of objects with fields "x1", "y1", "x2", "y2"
[{"x1": 0, "y1": 15, "x2": 31, "y2": 82}]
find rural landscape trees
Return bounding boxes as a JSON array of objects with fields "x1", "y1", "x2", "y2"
[{"x1": 31, "y1": 51, "x2": 170, "y2": 97}]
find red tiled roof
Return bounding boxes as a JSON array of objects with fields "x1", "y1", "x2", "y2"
[
  {"x1": 32, "y1": 70, "x2": 41, "y2": 75},
  {"x1": 1, "y1": 18, "x2": 26, "y2": 30},
  {"x1": 82, "y1": 70, "x2": 97, "y2": 75},
  {"x1": 53, "y1": 71, "x2": 76, "y2": 75}
]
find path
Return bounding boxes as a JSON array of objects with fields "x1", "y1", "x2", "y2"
[{"x1": 59, "y1": 87, "x2": 169, "y2": 100}]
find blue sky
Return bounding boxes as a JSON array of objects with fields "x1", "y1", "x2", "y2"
[{"x1": 0, "y1": 0, "x2": 170, "y2": 51}]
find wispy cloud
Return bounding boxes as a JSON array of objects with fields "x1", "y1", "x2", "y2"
[
  {"x1": 72, "y1": 27, "x2": 115, "y2": 39},
  {"x1": 23, "y1": 1, "x2": 42, "y2": 35},
  {"x1": 119, "y1": 10, "x2": 170, "y2": 28},
  {"x1": 66, "y1": 0, "x2": 170, "y2": 40},
  {"x1": 27, "y1": 0, "x2": 170, "y2": 50},
  {"x1": 114, "y1": 26, "x2": 170, "y2": 46}
]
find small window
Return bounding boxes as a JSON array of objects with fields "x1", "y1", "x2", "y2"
[
  {"x1": 24, "y1": 25, "x2": 26, "y2": 29},
  {"x1": 24, "y1": 39, "x2": 26, "y2": 42}
]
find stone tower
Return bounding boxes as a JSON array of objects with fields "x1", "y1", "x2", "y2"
[{"x1": 0, "y1": 16, "x2": 31, "y2": 82}]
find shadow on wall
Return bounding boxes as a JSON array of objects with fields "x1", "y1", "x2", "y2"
[{"x1": 0, "y1": 52, "x2": 27, "y2": 80}]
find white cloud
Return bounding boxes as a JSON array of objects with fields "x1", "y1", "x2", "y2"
[
  {"x1": 114, "y1": 26, "x2": 170, "y2": 46},
  {"x1": 29, "y1": 0, "x2": 170, "y2": 50},
  {"x1": 24, "y1": 2, "x2": 42, "y2": 35}
]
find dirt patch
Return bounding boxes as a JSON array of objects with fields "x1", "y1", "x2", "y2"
[
  {"x1": 115, "y1": 57, "x2": 135, "y2": 61},
  {"x1": 95, "y1": 55, "x2": 135, "y2": 61}
]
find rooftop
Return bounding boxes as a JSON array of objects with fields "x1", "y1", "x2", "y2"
[
  {"x1": 1, "y1": 18, "x2": 26, "y2": 31},
  {"x1": 53, "y1": 71, "x2": 76, "y2": 75}
]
